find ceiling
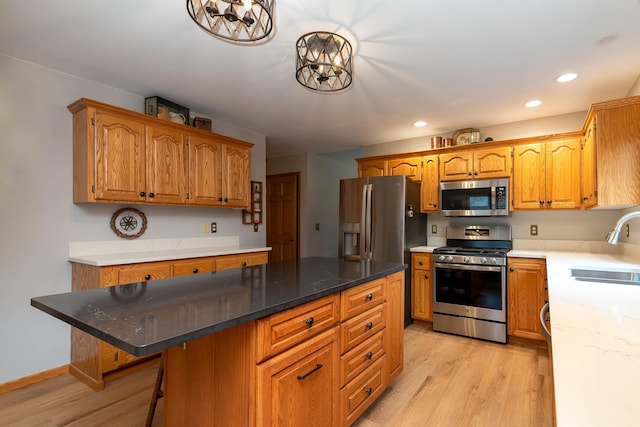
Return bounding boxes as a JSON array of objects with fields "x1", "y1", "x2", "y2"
[{"x1": 2, "y1": 1, "x2": 640, "y2": 158}]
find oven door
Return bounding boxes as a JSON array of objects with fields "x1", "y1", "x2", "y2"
[{"x1": 433, "y1": 262, "x2": 506, "y2": 322}]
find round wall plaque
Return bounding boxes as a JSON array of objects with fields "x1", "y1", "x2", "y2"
[{"x1": 110, "y1": 207, "x2": 147, "y2": 239}]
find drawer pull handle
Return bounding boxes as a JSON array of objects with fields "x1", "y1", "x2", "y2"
[
  {"x1": 305, "y1": 317, "x2": 314, "y2": 327},
  {"x1": 193, "y1": 268, "x2": 199, "y2": 274},
  {"x1": 297, "y1": 363, "x2": 323, "y2": 380},
  {"x1": 144, "y1": 274, "x2": 151, "y2": 280},
  {"x1": 365, "y1": 387, "x2": 373, "y2": 395},
  {"x1": 242, "y1": 261, "x2": 247, "y2": 267},
  {"x1": 365, "y1": 351, "x2": 373, "y2": 360},
  {"x1": 366, "y1": 293, "x2": 373, "y2": 301},
  {"x1": 418, "y1": 261, "x2": 423, "y2": 266},
  {"x1": 366, "y1": 322, "x2": 373, "y2": 330}
]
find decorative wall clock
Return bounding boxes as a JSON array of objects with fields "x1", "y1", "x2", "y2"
[{"x1": 110, "y1": 207, "x2": 147, "y2": 239}]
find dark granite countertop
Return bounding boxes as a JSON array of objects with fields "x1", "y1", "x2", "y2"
[{"x1": 31, "y1": 257, "x2": 405, "y2": 357}]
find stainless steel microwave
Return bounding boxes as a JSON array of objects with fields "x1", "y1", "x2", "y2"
[{"x1": 440, "y1": 178, "x2": 509, "y2": 216}]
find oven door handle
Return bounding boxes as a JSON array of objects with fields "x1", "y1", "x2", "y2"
[{"x1": 433, "y1": 263, "x2": 503, "y2": 273}]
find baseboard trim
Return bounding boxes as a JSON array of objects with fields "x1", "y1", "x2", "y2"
[{"x1": 0, "y1": 365, "x2": 69, "y2": 394}]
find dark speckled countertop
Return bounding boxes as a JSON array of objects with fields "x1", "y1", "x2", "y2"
[{"x1": 31, "y1": 257, "x2": 405, "y2": 357}]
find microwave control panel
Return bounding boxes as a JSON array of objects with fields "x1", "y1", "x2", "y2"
[{"x1": 496, "y1": 186, "x2": 507, "y2": 209}]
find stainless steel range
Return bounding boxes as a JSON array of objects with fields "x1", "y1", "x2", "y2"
[{"x1": 432, "y1": 225, "x2": 511, "y2": 343}]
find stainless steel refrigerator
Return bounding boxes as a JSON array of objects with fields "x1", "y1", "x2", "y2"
[{"x1": 339, "y1": 175, "x2": 427, "y2": 326}]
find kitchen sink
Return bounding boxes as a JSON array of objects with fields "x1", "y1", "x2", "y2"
[{"x1": 571, "y1": 267, "x2": 640, "y2": 286}]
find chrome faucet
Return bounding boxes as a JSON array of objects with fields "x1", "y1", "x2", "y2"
[{"x1": 606, "y1": 210, "x2": 640, "y2": 244}]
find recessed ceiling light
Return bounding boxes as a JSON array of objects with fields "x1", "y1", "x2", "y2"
[
  {"x1": 414, "y1": 121, "x2": 427, "y2": 127},
  {"x1": 557, "y1": 73, "x2": 578, "y2": 83},
  {"x1": 525, "y1": 100, "x2": 542, "y2": 108}
]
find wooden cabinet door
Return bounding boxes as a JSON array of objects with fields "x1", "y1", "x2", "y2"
[
  {"x1": 507, "y1": 258, "x2": 546, "y2": 340},
  {"x1": 93, "y1": 110, "x2": 146, "y2": 202},
  {"x1": 358, "y1": 159, "x2": 387, "y2": 178},
  {"x1": 256, "y1": 327, "x2": 338, "y2": 427},
  {"x1": 420, "y1": 154, "x2": 439, "y2": 212},
  {"x1": 188, "y1": 134, "x2": 223, "y2": 206},
  {"x1": 388, "y1": 156, "x2": 422, "y2": 181},
  {"x1": 512, "y1": 143, "x2": 546, "y2": 210},
  {"x1": 146, "y1": 123, "x2": 187, "y2": 204},
  {"x1": 411, "y1": 254, "x2": 432, "y2": 321},
  {"x1": 474, "y1": 146, "x2": 512, "y2": 179},
  {"x1": 385, "y1": 271, "x2": 404, "y2": 383},
  {"x1": 222, "y1": 143, "x2": 250, "y2": 207},
  {"x1": 439, "y1": 151, "x2": 473, "y2": 181},
  {"x1": 581, "y1": 119, "x2": 597, "y2": 208},
  {"x1": 545, "y1": 138, "x2": 581, "y2": 209}
]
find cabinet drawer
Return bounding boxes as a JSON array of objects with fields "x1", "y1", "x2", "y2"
[
  {"x1": 412, "y1": 253, "x2": 431, "y2": 270},
  {"x1": 172, "y1": 258, "x2": 215, "y2": 276},
  {"x1": 340, "y1": 330, "x2": 385, "y2": 387},
  {"x1": 116, "y1": 264, "x2": 172, "y2": 285},
  {"x1": 341, "y1": 278, "x2": 386, "y2": 320},
  {"x1": 340, "y1": 304, "x2": 386, "y2": 354},
  {"x1": 340, "y1": 355, "x2": 386, "y2": 426},
  {"x1": 216, "y1": 251, "x2": 268, "y2": 271},
  {"x1": 256, "y1": 294, "x2": 340, "y2": 362}
]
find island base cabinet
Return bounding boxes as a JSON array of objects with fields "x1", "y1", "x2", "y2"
[
  {"x1": 340, "y1": 355, "x2": 386, "y2": 427},
  {"x1": 164, "y1": 322, "x2": 256, "y2": 427},
  {"x1": 255, "y1": 327, "x2": 339, "y2": 427}
]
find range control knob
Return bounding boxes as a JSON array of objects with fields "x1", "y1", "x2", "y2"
[
  {"x1": 491, "y1": 258, "x2": 498, "y2": 265},
  {"x1": 439, "y1": 255, "x2": 445, "y2": 261},
  {"x1": 481, "y1": 257, "x2": 488, "y2": 264},
  {"x1": 446, "y1": 256, "x2": 454, "y2": 262},
  {"x1": 464, "y1": 256, "x2": 470, "y2": 263}
]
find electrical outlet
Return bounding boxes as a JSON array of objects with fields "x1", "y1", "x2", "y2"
[
  {"x1": 315, "y1": 223, "x2": 320, "y2": 231},
  {"x1": 254, "y1": 223, "x2": 259, "y2": 232},
  {"x1": 432, "y1": 225, "x2": 437, "y2": 234},
  {"x1": 211, "y1": 222, "x2": 217, "y2": 233},
  {"x1": 530, "y1": 225, "x2": 538, "y2": 236},
  {"x1": 626, "y1": 223, "x2": 630, "y2": 238}
]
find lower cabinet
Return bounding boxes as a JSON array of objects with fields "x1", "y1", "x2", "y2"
[
  {"x1": 163, "y1": 271, "x2": 404, "y2": 427},
  {"x1": 411, "y1": 253, "x2": 432, "y2": 321},
  {"x1": 507, "y1": 257, "x2": 547, "y2": 340},
  {"x1": 69, "y1": 251, "x2": 268, "y2": 390}
]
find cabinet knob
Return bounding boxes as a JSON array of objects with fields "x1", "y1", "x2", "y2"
[
  {"x1": 582, "y1": 197, "x2": 589, "y2": 201},
  {"x1": 467, "y1": 172, "x2": 472, "y2": 176},
  {"x1": 539, "y1": 200, "x2": 544, "y2": 205},
  {"x1": 509, "y1": 267, "x2": 514, "y2": 272},
  {"x1": 148, "y1": 192, "x2": 154, "y2": 198},
  {"x1": 433, "y1": 204, "x2": 437, "y2": 208},
  {"x1": 366, "y1": 322, "x2": 374, "y2": 330},
  {"x1": 305, "y1": 317, "x2": 314, "y2": 327},
  {"x1": 242, "y1": 261, "x2": 247, "y2": 267},
  {"x1": 474, "y1": 171, "x2": 478, "y2": 175},
  {"x1": 218, "y1": 197, "x2": 223, "y2": 202},
  {"x1": 224, "y1": 198, "x2": 228, "y2": 202},
  {"x1": 193, "y1": 268, "x2": 199, "y2": 274},
  {"x1": 139, "y1": 191, "x2": 146, "y2": 197},
  {"x1": 418, "y1": 261, "x2": 423, "y2": 266},
  {"x1": 144, "y1": 274, "x2": 151, "y2": 280},
  {"x1": 547, "y1": 200, "x2": 552, "y2": 205},
  {"x1": 366, "y1": 293, "x2": 373, "y2": 301},
  {"x1": 365, "y1": 387, "x2": 373, "y2": 395},
  {"x1": 424, "y1": 274, "x2": 429, "y2": 279},
  {"x1": 366, "y1": 351, "x2": 373, "y2": 360}
]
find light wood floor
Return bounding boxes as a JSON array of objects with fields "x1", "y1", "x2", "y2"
[{"x1": 0, "y1": 324, "x2": 552, "y2": 426}]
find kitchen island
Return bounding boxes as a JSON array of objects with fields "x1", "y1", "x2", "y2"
[{"x1": 32, "y1": 257, "x2": 407, "y2": 426}]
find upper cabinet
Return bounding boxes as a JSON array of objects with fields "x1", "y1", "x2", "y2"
[
  {"x1": 68, "y1": 98, "x2": 253, "y2": 208},
  {"x1": 357, "y1": 158, "x2": 386, "y2": 178},
  {"x1": 581, "y1": 96, "x2": 640, "y2": 208},
  {"x1": 512, "y1": 137, "x2": 582, "y2": 210},
  {"x1": 420, "y1": 154, "x2": 439, "y2": 212},
  {"x1": 357, "y1": 154, "x2": 422, "y2": 181},
  {"x1": 439, "y1": 146, "x2": 512, "y2": 181}
]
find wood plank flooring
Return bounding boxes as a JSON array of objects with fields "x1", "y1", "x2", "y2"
[{"x1": 0, "y1": 323, "x2": 552, "y2": 426}]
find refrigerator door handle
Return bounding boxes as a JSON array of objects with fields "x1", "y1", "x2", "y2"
[
  {"x1": 365, "y1": 183, "x2": 373, "y2": 259},
  {"x1": 361, "y1": 184, "x2": 368, "y2": 259}
]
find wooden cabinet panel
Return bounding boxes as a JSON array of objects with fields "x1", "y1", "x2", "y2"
[
  {"x1": 388, "y1": 156, "x2": 422, "y2": 181},
  {"x1": 92, "y1": 110, "x2": 146, "y2": 203},
  {"x1": 145, "y1": 123, "x2": 188, "y2": 204},
  {"x1": 420, "y1": 154, "x2": 439, "y2": 212},
  {"x1": 340, "y1": 304, "x2": 385, "y2": 354},
  {"x1": 581, "y1": 118, "x2": 597, "y2": 208},
  {"x1": 340, "y1": 278, "x2": 386, "y2": 320},
  {"x1": 215, "y1": 251, "x2": 269, "y2": 271},
  {"x1": 384, "y1": 271, "x2": 404, "y2": 383},
  {"x1": 339, "y1": 331, "x2": 384, "y2": 387},
  {"x1": 256, "y1": 327, "x2": 339, "y2": 427},
  {"x1": 255, "y1": 294, "x2": 340, "y2": 362},
  {"x1": 357, "y1": 159, "x2": 386, "y2": 178},
  {"x1": 340, "y1": 355, "x2": 386, "y2": 426},
  {"x1": 172, "y1": 258, "x2": 215, "y2": 276},
  {"x1": 188, "y1": 134, "x2": 222, "y2": 206},
  {"x1": 440, "y1": 147, "x2": 511, "y2": 181},
  {"x1": 507, "y1": 258, "x2": 547, "y2": 340},
  {"x1": 115, "y1": 263, "x2": 172, "y2": 285},
  {"x1": 512, "y1": 143, "x2": 545, "y2": 209},
  {"x1": 411, "y1": 253, "x2": 432, "y2": 321},
  {"x1": 439, "y1": 151, "x2": 473, "y2": 181},
  {"x1": 222, "y1": 142, "x2": 251, "y2": 207}
]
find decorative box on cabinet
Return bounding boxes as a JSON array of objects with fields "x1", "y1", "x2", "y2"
[{"x1": 68, "y1": 98, "x2": 252, "y2": 208}]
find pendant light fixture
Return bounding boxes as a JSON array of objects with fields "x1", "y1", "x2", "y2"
[
  {"x1": 186, "y1": 0, "x2": 274, "y2": 42},
  {"x1": 295, "y1": 31, "x2": 353, "y2": 92}
]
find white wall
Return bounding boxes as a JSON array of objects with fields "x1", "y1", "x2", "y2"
[{"x1": 0, "y1": 54, "x2": 266, "y2": 384}]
